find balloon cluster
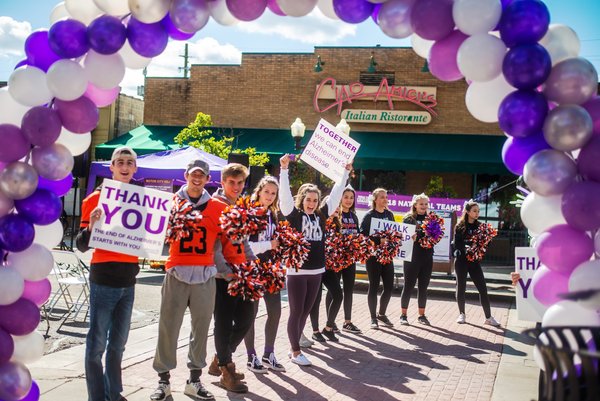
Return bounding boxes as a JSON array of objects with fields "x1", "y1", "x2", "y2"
[
  {"x1": 271, "y1": 221, "x2": 310, "y2": 272},
  {"x1": 371, "y1": 229, "x2": 403, "y2": 265},
  {"x1": 325, "y1": 217, "x2": 374, "y2": 272},
  {"x1": 219, "y1": 196, "x2": 268, "y2": 243},
  {"x1": 227, "y1": 259, "x2": 265, "y2": 301},
  {"x1": 465, "y1": 223, "x2": 497, "y2": 262},
  {"x1": 164, "y1": 197, "x2": 203, "y2": 243},
  {"x1": 418, "y1": 211, "x2": 445, "y2": 249}
]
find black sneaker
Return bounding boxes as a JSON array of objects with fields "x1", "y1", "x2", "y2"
[
  {"x1": 184, "y1": 380, "x2": 214, "y2": 400},
  {"x1": 342, "y1": 322, "x2": 362, "y2": 334},
  {"x1": 399, "y1": 315, "x2": 409, "y2": 326},
  {"x1": 312, "y1": 332, "x2": 327, "y2": 342},
  {"x1": 150, "y1": 382, "x2": 171, "y2": 401},
  {"x1": 246, "y1": 354, "x2": 267, "y2": 373},
  {"x1": 376, "y1": 314, "x2": 394, "y2": 327},
  {"x1": 418, "y1": 315, "x2": 431, "y2": 325},
  {"x1": 370, "y1": 318, "x2": 379, "y2": 329},
  {"x1": 331, "y1": 322, "x2": 340, "y2": 333},
  {"x1": 321, "y1": 328, "x2": 339, "y2": 342}
]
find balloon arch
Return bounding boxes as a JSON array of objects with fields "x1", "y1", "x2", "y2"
[{"x1": 1, "y1": 0, "x2": 600, "y2": 399}]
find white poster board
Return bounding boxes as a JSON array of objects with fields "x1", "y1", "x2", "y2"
[
  {"x1": 432, "y1": 210, "x2": 452, "y2": 262},
  {"x1": 300, "y1": 118, "x2": 361, "y2": 184},
  {"x1": 89, "y1": 179, "x2": 173, "y2": 258},
  {"x1": 369, "y1": 218, "x2": 416, "y2": 262},
  {"x1": 514, "y1": 247, "x2": 546, "y2": 322}
]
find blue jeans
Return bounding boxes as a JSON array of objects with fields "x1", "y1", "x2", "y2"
[{"x1": 85, "y1": 282, "x2": 135, "y2": 401}]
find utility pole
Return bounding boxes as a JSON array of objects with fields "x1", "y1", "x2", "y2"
[{"x1": 179, "y1": 43, "x2": 190, "y2": 78}]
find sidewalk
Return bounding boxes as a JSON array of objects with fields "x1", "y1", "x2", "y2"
[{"x1": 31, "y1": 291, "x2": 539, "y2": 401}]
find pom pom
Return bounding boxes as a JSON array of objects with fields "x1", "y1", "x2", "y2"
[
  {"x1": 371, "y1": 229, "x2": 403, "y2": 265},
  {"x1": 418, "y1": 211, "x2": 445, "y2": 249},
  {"x1": 258, "y1": 260, "x2": 286, "y2": 294},
  {"x1": 325, "y1": 217, "x2": 374, "y2": 272},
  {"x1": 165, "y1": 197, "x2": 203, "y2": 243},
  {"x1": 272, "y1": 221, "x2": 309, "y2": 272},
  {"x1": 220, "y1": 196, "x2": 268, "y2": 243},
  {"x1": 227, "y1": 259, "x2": 265, "y2": 301},
  {"x1": 466, "y1": 223, "x2": 498, "y2": 262}
]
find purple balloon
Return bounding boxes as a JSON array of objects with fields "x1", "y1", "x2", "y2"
[
  {"x1": 13, "y1": 59, "x2": 29, "y2": 69},
  {"x1": 225, "y1": 0, "x2": 267, "y2": 22},
  {"x1": 531, "y1": 265, "x2": 569, "y2": 306},
  {"x1": 578, "y1": 136, "x2": 600, "y2": 183},
  {"x1": 0, "y1": 298, "x2": 40, "y2": 336},
  {"x1": 428, "y1": 30, "x2": 467, "y2": 82},
  {"x1": 583, "y1": 96, "x2": 600, "y2": 137},
  {"x1": 499, "y1": 0, "x2": 549, "y2": 48},
  {"x1": 53, "y1": 97, "x2": 99, "y2": 134},
  {"x1": 561, "y1": 181, "x2": 600, "y2": 232},
  {"x1": 20, "y1": 106, "x2": 62, "y2": 147},
  {"x1": 127, "y1": 17, "x2": 169, "y2": 58},
  {"x1": 267, "y1": 0, "x2": 285, "y2": 16},
  {"x1": 410, "y1": 0, "x2": 454, "y2": 41},
  {"x1": 15, "y1": 380, "x2": 40, "y2": 401},
  {"x1": 0, "y1": 328, "x2": 14, "y2": 365},
  {"x1": 21, "y1": 279, "x2": 52, "y2": 307},
  {"x1": 87, "y1": 15, "x2": 127, "y2": 55},
  {"x1": 502, "y1": 44, "x2": 551, "y2": 90},
  {"x1": 14, "y1": 188, "x2": 62, "y2": 226},
  {"x1": 24, "y1": 30, "x2": 61, "y2": 72},
  {"x1": 37, "y1": 174, "x2": 73, "y2": 197},
  {"x1": 536, "y1": 224, "x2": 594, "y2": 275},
  {"x1": 502, "y1": 132, "x2": 550, "y2": 175},
  {"x1": 48, "y1": 19, "x2": 89, "y2": 59},
  {"x1": 0, "y1": 125, "x2": 31, "y2": 163},
  {"x1": 333, "y1": 0, "x2": 374, "y2": 24},
  {"x1": 161, "y1": 14, "x2": 195, "y2": 40},
  {"x1": 0, "y1": 214, "x2": 35, "y2": 253},
  {"x1": 0, "y1": 361, "x2": 32, "y2": 401},
  {"x1": 371, "y1": 3, "x2": 382, "y2": 24},
  {"x1": 499, "y1": 90, "x2": 549, "y2": 138}
]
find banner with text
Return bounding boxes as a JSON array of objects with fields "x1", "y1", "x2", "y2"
[
  {"x1": 355, "y1": 191, "x2": 467, "y2": 214},
  {"x1": 89, "y1": 179, "x2": 173, "y2": 258},
  {"x1": 514, "y1": 247, "x2": 546, "y2": 322},
  {"x1": 300, "y1": 118, "x2": 361, "y2": 184},
  {"x1": 369, "y1": 218, "x2": 415, "y2": 262}
]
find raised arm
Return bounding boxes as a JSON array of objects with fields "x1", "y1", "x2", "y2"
[
  {"x1": 278, "y1": 154, "x2": 294, "y2": 216},
  {"x1": 326, "y1": 162, "x2": 352, "y2": 216}
]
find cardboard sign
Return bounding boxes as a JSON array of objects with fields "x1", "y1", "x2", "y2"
[
  {"x1": 369, "y1": 218, "x2": 415, "y2": 262},
  {"x1": 514, "y1": 247, "x2": 546, "y2": 322},
  {"x1": 89, "y1": 179, "x2": 173, "y2": 258},
  {"x1": 300, "y1": 118, "x2": 360, "y2": 184}
]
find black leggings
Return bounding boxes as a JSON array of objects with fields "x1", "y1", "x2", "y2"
[
  {"x1": 455, "y1": 258, "x2": 492, "y2": 318},
  {"x1": 325, "y1": 263, "x2": 356, "y2": 321},
  {"x1": 366, "y1": 258, "x2": 395, "y2": 319},
  {"x1": 400, "y1": 256, "x2": 433, "y2": 309},
  {"x1": 310, "y1": 270, "x2": 343, "y2": 330}
]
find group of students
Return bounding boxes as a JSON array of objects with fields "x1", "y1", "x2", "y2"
[{"x1": 77, "y1": 148, "x2": 500, "y2": 401}]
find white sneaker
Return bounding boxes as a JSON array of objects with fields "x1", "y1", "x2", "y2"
[
  {"x1": 150, "y1": 382, "x2": 171, "y2": 401},
  {"x1": 456, "y1": 313, "x2": 466, "y2": 324},
  {"x1": 184, "y1": 380, "x2": 214, "y2": 400},
  {"x1": 299, "y1": 333, "x2": 314, "y2": 348},
  {"x1": 290, "y1": 352, "x2": 312, "y2": 366},
  {"x1": 484, "y1": 316, "x2": 501, "y2": 327}
]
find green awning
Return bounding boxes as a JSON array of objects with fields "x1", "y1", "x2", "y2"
[{"x1": 96, "y1": 125, "x2": 508, "y2": 174}]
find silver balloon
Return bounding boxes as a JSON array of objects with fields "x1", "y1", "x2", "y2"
[
  {"x1": 0, "y1": 190, "x2": 14, "y2": 217},
  {"x1": 543, "y1": 105, "x2": 593, "y2": 151},
  {"x1": 31, "y1": 143, "x2": 74, "y2": 181},
  {"x1": 595, "y1": 229, "x2": 600, "y2": 257},
  {"x1": 0, "y1": 162, "x2": 39, "y2": 200},
  {"x1": 378, "y1": 0, "x2": 416, "y2": 39},
  {"x1": 523, "y1": 149, "x2": 577, "y2": 196},
  {"x1": 0, "y1": 361, "x2": 32, "y2": 401},
  {"x1": 543, "y1": 57, "x2": 598, "y2": 105}
]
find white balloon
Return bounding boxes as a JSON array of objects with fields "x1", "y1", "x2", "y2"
[
  {"x1": 532, "y1": 345, "x2": 545, "y2": 371},
  {"x1": 520, "y1": 192, "x2": 567, "y2": 235},
  {"x1": 50, "y1": 2, "x2": 71, "y2": 24},
  {"x1": 0, "y1": 88, "x2": 30, "y2": 126},
  {"x1": 0, "y1": 266, "x2": 25, "y2": 306},
  {"x1": 277, "y1": 0, "x2": 318, "y2": 17},
  {"x1": 569, "y1": 260, "x2": 600, "y2": 310},
  {"x1": 453, "y1": 0, "x2": 502, "y2": 36},
  {"x1": 540, "y1": 24, "x2": 581, "y2": 66},
  {"x1": 208, "y1": 0, "x2": 239, "y2": 25},
  {"x1": 55, "y1": 129, "x2": 92, "y2": 156},
  {"x1": 118, "y1": 40, "x2": 152, "y2": 70},
  {"x1": 128, "y1": 0, "x2": 171, "y2": 23},
  {"x1": 7, "y1": 244, "x2": 54, "y2": 282},
  {"x1": 317, "y1": 0, "x2": 338, "y2": 19},
  {"x1": 34, "y1": 220, "x2": 64, "y2": 249},
  {"x1": 11, "y1": 331, "x2": 45, "y2": 364},
  {"x1": 595, "y1": 230, "x2": 600, "y2": 257},
  {"x1": 543, "y1": 300, "x2": 600, "y2": 328},
  {"x1": 65, "y1": 0, "x2": 102, "y2": 25},
  {"x1": 457, "y1": 34, "x2": 506, "y2": 82},
  {"x1": 465, "y1": 74, "x2": 514, "y2": 123},
  {"x1": 84, "y1": 51, "x2": 126, "y2": 90},
  {"x1": 411, "y1": 33, "x2": 434, "y2": 59},
  {"x1": 93, "y1": 0, "x2": 130, "y2": 16},
  {"x1": 8, "y1": 66, "x2": 53, "y2": 107},
  {"x1": 46, "y1": 60, "x2": 88, "y2": 101}
]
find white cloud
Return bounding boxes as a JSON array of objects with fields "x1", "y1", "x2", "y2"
[
  {"x1": 0, "y1": 16, "x2": 31, "y2": 58},
  {"x1": 236, "y1": 9, "x2": 357, "y2": 44}
]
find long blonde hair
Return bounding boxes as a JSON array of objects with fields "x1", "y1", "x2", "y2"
[
  {"x1": 405, "y1": 193, "x2": 430, "y2": 218},
  {"x1": 370, "y1": 188, "x2": 389, "y2": 211},
  {"x1": 251, "y1": 175, "x2": 280, "y2": 216}
]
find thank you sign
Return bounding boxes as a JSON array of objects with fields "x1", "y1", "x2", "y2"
[
  {"x1": 90, "y1": 179, "x2": 173, "y2": 258},
  {"x1": 369, "y1": 218, "x2": 416, "y2": 262},
  {"x1": 514, "y1": 247, "x2": 546, "y2": 322}
]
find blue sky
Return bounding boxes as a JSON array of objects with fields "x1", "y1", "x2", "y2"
[{"x1": 1, "y1": 0, "x2": 599, "y2": 96}]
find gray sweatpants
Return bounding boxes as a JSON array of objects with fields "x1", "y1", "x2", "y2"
[{"x1": 152, "y1": 273, "x2": 216, "y2": 374}]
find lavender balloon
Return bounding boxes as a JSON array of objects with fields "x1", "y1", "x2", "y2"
[
  {"x1": 0, "y1": 125, "x2": 30, "y2": 163},
  {"x1": 502, "y1": 132, "x2": 550, "y2": 175},
  {"x1": 523, "y1": 149, "x2": 577, "y2": 196},
  {"x1": 0, "y1": 162, "x2": 38, "y2": 201},
  {"x1": 561, "y1": 181, "x2": 600, "y2": 232},
  {"x1": 0, "y1": 361, "x2": 32, "y2": 401},
  {"x1": 24, "y1": 30, "x2": 61, "y2": 72},
  {"x1": 536, "y1": 224, "x2": 594, "y2": 275},
  {"x1": 127, "y1": 17, "x2": 169, "y2": 58},
  {"x1": 0, "y1": 328, "x2": 14, "y2": 364},
  {"x1": 378, "y1": 0, "x2": 416, "y2": 39},
  {"x1": 578, "y1": 136, "x2": 600, "y2": 182},
  {"x1": 502, "y1": 44, "x2": 551, "y2": 90},
  {"x1": 31, "y1": 143, "x2": 74, "y2": 181},
  {"x1": 428, "y1": 30, "x2": 468, "y2": 82},
  {"x1": 37, "y1": 174, "x2": 73, "y2": 197},
  {"x1": 15, "y1": 188, "x2": 62, "y2": 226},
  {"x1": 499, "y1": 0, "x2": 549, "y2": 48},
  {"x1": 170, "y1": 0, "x2": 211, "y2": 33},
  {"x1": 410, "y1": 0, "x2": 454, "y2": 41},
  {"x1": 531, "y1": 265, "x2": 569, "y2": 307},
  {"x1": 20, "y1": 106, "x2": 62, "y2": 147},
  {"x1": 225, "y1": 0, "x2": 267, "y2": 22},
  {"x1": 161, "y1": 14, "x2": 195, "y2": 40},
  {"x1": 87, "y1": 15, "x2": 127, "y2": 55},
  {"x1": 0, "y1": 215, "x2": 35, "y2": 253},
  {"x1": 543, "y1": 105, "x2": 593, "y2": 152},
  {"x1": 333, "y1": 0, "x2": 374, "y2": 24},
  {"x1": 543, "y1": 58, "x2": 598, "y2": 105},
  {"x1": 21, "y1": 279, "x2": 52, "y2": 307},
  {"x1": 53, "y1": 97, "x2": 100, "y2": 134},
  {"x1": 48, "y1": 19, "x2": 89, "y2": 59},
  {"x1": 498, "y1": 90, "x2": 548, "y2": 138}
]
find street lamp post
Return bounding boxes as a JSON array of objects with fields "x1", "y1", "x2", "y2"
[{"x1": 290, "y1": 117, "x2": 306, "y2": 151}]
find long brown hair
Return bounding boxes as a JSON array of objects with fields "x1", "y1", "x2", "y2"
[
  {"x1": 251, "y1": 175, "x2": 279, "y2": 217},
  {"x1": 405, "y1": 193, "x2": 429, "y2": 219},
  {"x1": 456, "y1": 199, "x2": 479, "y2": 233},
  {"x1": 294, "y1": 183, "x2": 321, "y2": 210},
  {"x1": 370, "y1": 188, "x2": 388, "y2": 211},
  {"x1": 341, "y1": 186, "x2": 356, "y2": 213}
]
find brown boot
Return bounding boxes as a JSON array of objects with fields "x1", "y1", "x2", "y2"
[
  {"x1": 219, "y1": 362, "x2": 248, "y2": 393},
  {"x1": 208, "y1": 354, "x2": 220, "y2": 376}
]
